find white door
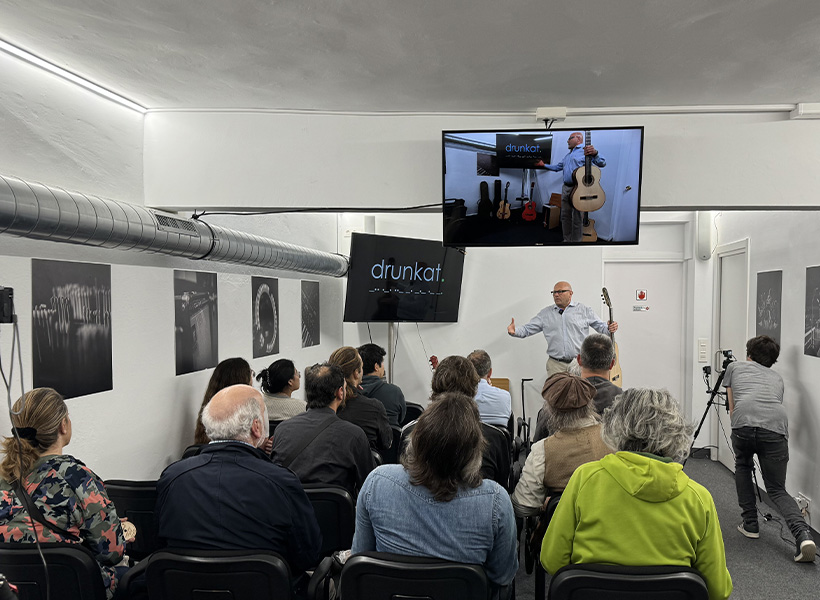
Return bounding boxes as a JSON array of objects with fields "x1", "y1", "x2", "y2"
[
  {"x1": 713, "y1": 240, "x2": 749, "y2": 470},
  {"x1": 603, "y1": 261, "x2": 685, "y2": 402}
]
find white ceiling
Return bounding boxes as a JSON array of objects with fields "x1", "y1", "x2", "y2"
[{"x1": 1, "y1": 0, "x2": 819, "y2": 112}]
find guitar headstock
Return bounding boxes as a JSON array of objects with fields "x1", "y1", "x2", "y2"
[{"x1": 602, "y1": 287, "x2": 612, "y2": 308}]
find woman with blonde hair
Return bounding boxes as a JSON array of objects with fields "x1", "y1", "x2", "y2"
[
  {"x1": 330, "y1": 346, "x2": 391, "y2": 455},
  {"x1": 0, "y1": 388, "x2": 128, "y2": 599}
]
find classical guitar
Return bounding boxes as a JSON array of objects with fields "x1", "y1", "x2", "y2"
[
  {"x1": 477, "y1": 180, "x2": 492, "y2": 219},
  {"x1": 601, "y1": 287, "x2": 622, "y2": 387},
  {"x1": 582, "y1": 212, "x2": 598, "y2": 243},
  {"x1": 570, "y1": 130, "x2": 606, "y2": 212},
  {"x1": 522, "y1": 179, "x2": 537, "y2": 221},
  {"x1": 496, "y1": 181, "x2": 511, "y2": 220}
]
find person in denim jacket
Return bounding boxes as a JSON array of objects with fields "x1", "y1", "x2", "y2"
[{"x1": 352, "y1": 392, "x2": 518, "y2": 592}]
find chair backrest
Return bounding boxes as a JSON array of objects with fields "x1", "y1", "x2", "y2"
[
  {"x1": 104, "y1": 479, "x2": 161, "y2": 561},
  {"x1": 0, "y1": 542, "x2": 107, "y2": 600},
  {"x1": 401, "y1": 403, "x2": 424, "y2": 427},
  {"x1": 380, "y1": 426, "x2": 403, "y2": 465},
  {"x1": 181, "y1": 444, "x2": 204, "y2": 459},
  {"x1": 269, "y1": 420, "x2": 284, "y2": 436},
  {"x1": 302, "y1": 484, "x2": 356, "y2": 558},
  {"x1": 145, "y1": 548, "x2": 292, "y2": 600},
  {"x1": 548, "y1": 564, "x2": 709, "y2": 600},
  {"x1": 480, "y1": 423, "x2": 513, "y2": 491},
  {"x1": 340, "y1": 551, "x2": 489, "y2": 600}
]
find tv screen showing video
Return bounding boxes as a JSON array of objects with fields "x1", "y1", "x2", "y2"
[
  {"x1": 442, "y1": 126, "x2": 643, "y2": 247},
  {"x1": 343, "y1": 233, "x2": 464, "y2": 323}
]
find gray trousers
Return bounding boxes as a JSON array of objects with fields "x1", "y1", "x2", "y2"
[{"x1": 560, "y1": 183, "x2": 583, "y2": 242}]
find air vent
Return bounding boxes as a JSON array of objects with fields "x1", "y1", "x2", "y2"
[{"x1": 152, "y1": 212, "x2": 200, "y2": 236}]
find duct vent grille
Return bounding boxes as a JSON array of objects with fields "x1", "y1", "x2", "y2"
[{"x1": 153, "y1": 212, "x2": 199, "y2": 236}]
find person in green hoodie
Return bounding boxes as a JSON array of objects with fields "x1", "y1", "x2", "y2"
[{"x1": 541, "y1": 388, "x2": 733, "y2": 600}]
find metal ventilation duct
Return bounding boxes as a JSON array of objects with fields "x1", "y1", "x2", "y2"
[{"x1": 0, "y1": 174, "x2": 349, "y2": 277}]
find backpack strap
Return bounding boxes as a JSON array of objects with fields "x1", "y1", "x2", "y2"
[
  {"x1": 279, "y1": 416, "x2": 338, "y2": 469},
  {"x1": 12, "y1": 480, "x2": 80, "y2": 542}
]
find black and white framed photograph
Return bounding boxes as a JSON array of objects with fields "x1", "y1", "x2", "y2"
[
  {"x1": 174, "y1": 270, "x2": 219, "y2": 375},
  {"x1": 301, "y1": 280, "x2": 320, "y2": 348},
  {"x1": 252, "y1": 276, "x2": 279, "y2": 358},
  {"x1": 756, "y1": 270, "x2": 782, "y2": 344},
  {"x1": 31, "y1": 259, "x2": 112, "y2": 399},
  {"x1": 805, "y1": 265, "x2": 820, "y2": 358}
]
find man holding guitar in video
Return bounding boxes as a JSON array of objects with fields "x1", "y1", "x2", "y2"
[
  {"x1": 534, "y1": 132, "x2": 605, "y2": 242},
  {"x1": 507, "y1": 281, "x2": 617, "y2": 378}
]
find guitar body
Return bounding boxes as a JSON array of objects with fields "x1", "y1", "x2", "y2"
[
  {"x1": 570, "y1": 130, "x2": 606, "y2": 212},
  {"x1": 497, "y1": 181, "x2": 511, "y2": 220},
  {"x1": 522, "y1": 200, "x2": 537, "y2": 221},
  {"x1": 570, "y1": 165, "x2": 605, "y2": 212},
  {"x1": 582, "y1": 214, "x2": 598, "y2": 242},
  {"x1": 609, "y1": 340, "x2": 623, "y2": 387}
]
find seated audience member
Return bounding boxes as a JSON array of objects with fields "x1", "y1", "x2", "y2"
[
  {"x1": 193, "y1": 357, "x2": 254, "y2": 444},
  {"x1": 157, "y1": 384, "x2": 321, "y2": 581},
  {"x1": 352, "y1": 392, "x2": 518, "y2": 592},
  {"x1": 357, "y1": 343, "x2": 406, "y2": 427},
  {"x1": 403, "y1": 356, "x2": 510, "y2": 489},
  {"x1": 467, "y1": 349, "x2": 513, "y2": 427},
  {"x1": 256, "y1": 358, "x2": 306, "y2": 421},
  {"x1": 511, "y1": 372, "x2": 612, "y2": 517},
  {"x1": 534, "y1": 334, "x2": 619, "y2": 442},
  {"x1": 271, "y1": 363, "x2": 374, "y2": 497},
  {"x1": 0, "y1": 388, "x2": 128, "y2": 600},
  {"x1": 331, "y1": 346, "x2": 392, "y2": 455},
  {"x1": 723, "y1": 335, "x2": 815, "y2": 562},
  {"x1": 541, "y1": 388, "x2": 733, "y2": 600}
]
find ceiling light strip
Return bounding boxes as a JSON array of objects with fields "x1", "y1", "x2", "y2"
[{"x1": 0, "y1": 38, "x2": 147, "y2": 114}]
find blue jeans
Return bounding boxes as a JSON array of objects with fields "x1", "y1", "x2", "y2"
[{"x1": 731, "y1": 426, "x2": 808, "y2": 540}]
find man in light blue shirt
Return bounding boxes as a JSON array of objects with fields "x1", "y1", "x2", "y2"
[
  {"x1": 508, "y1": 281, "x2": 618, "y2": 378},
  {"x1": 467, "y1": 349, "x2": 512, "y2": 427},
  {"x1": 535, "y1": 131, "x2": 605, "y2": 242}
]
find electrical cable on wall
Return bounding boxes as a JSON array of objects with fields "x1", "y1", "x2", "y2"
[{"x1": 0, "y1": 296, "x2": 53, "y2": 600}]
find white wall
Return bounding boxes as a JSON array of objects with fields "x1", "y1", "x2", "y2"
[
  {"x1": 0, "y1": 216, "x2": 344, "y2": 481},
  {"x1": 145, "y1": 110, "x2": 820, "y2": 211},
  {"x1": 0, "y1": 52, "x2": 143, "y2": 203},
  {"x1": 715, "y1": 211, "x2": 820, "y2": 518}
]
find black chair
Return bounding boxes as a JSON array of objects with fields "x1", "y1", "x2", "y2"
[
  {"x1": 269, "y1": 419, "x2": 284, "y2": 436},
  {"x1": 401, "y1": 402, "x2": 424, "y2": 427},
  {"x1": 480, "y1": 423, "x2": 513, "y2": 491},
  {"x1": 134, "y1": 548, "x2": 293, "y2": 600},
  {"x1": 340, "y1": 551, "x2": 490, "y2": 600},
  {"x1": 527, "y1": 493, "x2": 562, "y2": 600},
  {"x1": 548, "y1": 563, "x2": 709, "y2": 600},
  {"x1": 180, "y1": 444, "x2": 204, "y2": 459},
  {"x1": 302, "y1": 484, "x2": 355, "y2": 559},
  {"x1": 0, "y1": 542, "x2": 107, "y2": 600},
  {"x1": 104, "y1": 479, "x2": 161, "y2": 562},
  {"x1": 381, "y1": 426, "x2": 403, "y2": 464}
]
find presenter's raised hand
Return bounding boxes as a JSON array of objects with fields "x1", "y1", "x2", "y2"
[{"x1": 507, "y1": 318, "x2": 516, "y2": 336}]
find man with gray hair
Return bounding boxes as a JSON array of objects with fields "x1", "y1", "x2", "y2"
[
  {"x1": 156, "y1": 384, "x2": 321, "y2": 581},
  {"x1": 534, "y1": 333, "x2": 620, "y2": 441},
  {"x1": 467, "y1": 349, "x2": 512, "y2": 426}
]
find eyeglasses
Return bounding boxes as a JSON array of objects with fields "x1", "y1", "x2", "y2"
[{"x1": 551, "y1": 290, "x2": 571, "y2": 295}]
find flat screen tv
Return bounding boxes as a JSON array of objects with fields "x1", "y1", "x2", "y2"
[
  {"x1": 343, "y1": 233, "x2": 464, "y2": 323},
  {"x1": 442, "y1": 126, "x2": 644, "y2": 247}
]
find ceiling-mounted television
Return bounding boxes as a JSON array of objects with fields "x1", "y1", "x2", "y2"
[
  {"x1": 343, "y1": 233, "x2": 464, "y2": 323},
  {"x1": 442, "y1": 126, "x2": 643, "y2": 247}
]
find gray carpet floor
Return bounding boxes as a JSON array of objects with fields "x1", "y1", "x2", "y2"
[{"x1": 514, "y1": 452, "x2": 819, "y2": 599}]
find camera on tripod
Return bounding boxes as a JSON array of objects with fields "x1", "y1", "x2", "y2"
[{"x1": 720, "y1": 349, "x2": 736, "y2": 370}]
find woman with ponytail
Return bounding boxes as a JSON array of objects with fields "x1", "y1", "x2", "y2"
[
  {"x1": 0, "y1": 388, "x2": 128, "y2": 599},
  {"x1": 256, "y1": 358, "x2": 306, "y2": 422}
]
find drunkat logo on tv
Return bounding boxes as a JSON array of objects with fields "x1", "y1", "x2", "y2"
[{"x1": 371, "y1": 260, "x2": 443, "y2": 283}]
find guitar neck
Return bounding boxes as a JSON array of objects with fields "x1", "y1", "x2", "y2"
[
  {"x1": 608, "y1": 306, "x2": 615, "y2": 341},
  {"x1": 584, "y1": 130, "x2": 592, "y2": 179}
]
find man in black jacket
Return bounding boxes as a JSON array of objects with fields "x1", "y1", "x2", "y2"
[
  {"x1": 357, "y1": 343, "x2": 407, "y2": 427},
  {"x1": 156, "y1": 384, "x2": 322, "y2": 581}
]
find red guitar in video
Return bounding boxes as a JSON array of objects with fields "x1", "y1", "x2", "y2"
[{"x1": 522, "y1": 179, "x2": 537, "y2": 222}]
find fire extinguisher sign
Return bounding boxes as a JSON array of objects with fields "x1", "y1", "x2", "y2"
[{"x1": 636, "y1": 290, "x2": 647, "y2": 301}]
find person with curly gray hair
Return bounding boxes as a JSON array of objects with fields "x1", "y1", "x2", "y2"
[{"x1": 541, "y1": 388, "x2": 733, "y2": 600}]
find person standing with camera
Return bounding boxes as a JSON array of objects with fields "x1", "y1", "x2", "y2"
[{"x1": 723, "y1": 335, "x2": 816, "y2": 562}]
